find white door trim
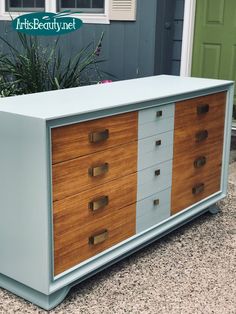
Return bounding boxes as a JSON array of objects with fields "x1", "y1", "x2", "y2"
[{"x1": 180, "y1": 0, "x2": 196, "y2": 77}]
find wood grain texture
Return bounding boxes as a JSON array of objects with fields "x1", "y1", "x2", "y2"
[
  {"x1": 54, "y1": 203, "x2": 136, "y2": 276},
  {"x1": 52, "y1": 142, "x2": 137, "y2": 201},
  {"x1": 51, "y1": 112, "x2": 138, "y2": 164},
  {"x1": 171, "y1": 92, "x2": 226, "y2": 214},
  {"x1": 53, "y1": 173, "x2": 137, "y2": 236},
  {"x1": 174, "y1": 92, "x2": 226, "y2": 129}
]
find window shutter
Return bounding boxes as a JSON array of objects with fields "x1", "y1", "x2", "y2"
[{"x1": 109, "y1": 0, "x2": 137, "y2": 21}]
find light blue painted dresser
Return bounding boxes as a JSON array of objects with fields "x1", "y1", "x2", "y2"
[{"x1": 0, "y1": 75, "x2": 234, "y2": 309}]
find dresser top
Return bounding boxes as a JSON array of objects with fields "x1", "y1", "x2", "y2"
[{"x1": 0, "y1": 75, "x2": 233, "y2": 120}]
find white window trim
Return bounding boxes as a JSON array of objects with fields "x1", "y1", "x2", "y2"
[
  {"x1": 0, "y1": 0, "x2": 110, "y2": 24},
  {"x1": 180, "y1": 0, "x2": 196, "y2": 77}
]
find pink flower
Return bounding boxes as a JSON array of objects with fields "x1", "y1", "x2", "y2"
[{"x1": 99, "y1": 80, "x2": 112, "y2": 84}]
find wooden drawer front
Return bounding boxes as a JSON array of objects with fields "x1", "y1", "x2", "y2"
[
  {"x1": 174, "y1": 92, "x2": 226, "y2": 129},
  {"x1": 171, "y1": 166, "x2": 221, "y2": 215},
  {"x1": 173, "y1": 120, "x2": 225, "y2": 157},
  {"x1": 52, "y1": 142, "x2": 137, "y2": 201},
  {"x1": 171, "y1": 92, "x2": 226, "y2": 214},
  {"x1": 51, "y1": 112, "x2": 138, "y2": 164},
  {"x1": 54, "y1": 203, "x2": 136, "y2": 276},
  {"x1": 138, "y1": 104, "x2": 174, "y2": 139},
  {"x1": 53, "y1": 173, "x2": 137, "y2": 234},
  {"x1": 137, "y1": 160, "x2": 172, "y2": 201},
  {"x1": 136, "y1": 188, "x2": 171, "y2": 233},
  {"x1": 138, "y1": 131, "x2": 174, "y2": 170}
]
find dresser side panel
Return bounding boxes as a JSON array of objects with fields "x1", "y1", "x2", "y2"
[{"x1": 0, "y1": 112, "x2": 50, "y2": 294}]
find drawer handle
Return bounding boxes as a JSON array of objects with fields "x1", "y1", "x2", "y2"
[
  {"x1": 89, "y1": 195, "x2": 109, "y2": 211},
  {"x1": 192, "y1": 183, "x2": 205, "y2": 195},
  {"x1": 153, "y1": 199, "x2": 160, "y2": 206},
  {"x1": 155, "y1": 169, "x2": 161, "y2": 176},
  {"x1": 155, "y1": 139, "x2": 162, "y2": 146},
  {"x1": 88, "y1": 163, "x2": 109, "y2": 177},
  {"x1": 195, "y1": 130, "x2": 208, "y2": 142},
  {"x1": 194, "y1": 156, "x2": 206, "y2": 169},
  {"x1": 197, "y1": 104, "x2": 209, "y2": 115},
  {"x1": 89, "y1": 129, "x2": 109, "y2": 143},
  {"x1": 156, "y1": 110, "x2": 163, "y2": 118},
  {"x1": 89, "y1": 230, "x2": 108, "y2": 245}
]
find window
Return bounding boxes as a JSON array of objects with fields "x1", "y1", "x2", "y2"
[
  {"x1": 6, "y1": 0, "x2": 45, "y2": 12},
  {"x1": 1, "y1": 0, "x2": 136, "y2": 23},
  {"x1": 58, "y1": 0, "x2": 105, "y2": 13}
]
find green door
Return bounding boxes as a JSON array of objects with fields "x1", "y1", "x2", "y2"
[{"x1": 192, "y1": 0, "x2": 236, "y2": 106}]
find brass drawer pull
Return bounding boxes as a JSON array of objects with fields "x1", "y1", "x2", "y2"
[
  {"x1": 89, "y1": 195, "x2": 109, "y2": 211},
  {"x1": 153, "y1": 199, "x2": 160, "y2": 206},
  {"x1": 155, "y1": 169, "x2": 161, "y2": 176},
  {"x1": 155, "y1": 139, "x2": 162, "y2": 146},
  {"x1": 89, "y1": 129, "x2": 109, "y2": 143},
  {"x1": 192, "y1": 183, "x2": 205, "y2": 195},
  {"x1": 88, "y1": 163, "x2": 109, "y2": 177},
  {"x1": 156, "y1": 110, "x2": 163, "y2": 117},
  {"x1": 195, "y1": 130, "x2": 208, "y2": 142},
  {"x1": 197, "y1": 104, "x2": 209, "y2": 115},
  {"x1": 89, "y1": 230, "x2": 108, "y2": 245},
  {"x1": 194, "y1": 156, "x2": 206, "y2": 168}
]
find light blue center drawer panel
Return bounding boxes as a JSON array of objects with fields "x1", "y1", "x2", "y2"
[
  {"x1": 136, "y1": 188, "x2": 171, "y2": 233},
  {"x1": 137, "y1": 159, "x2": 172, "y2": 201},
  {"x1": 138, "y1": 131, "x2": 174, "y2": 170},
  {"x1": 138, "y1": 103, "x2": 175, "y2": 139}
]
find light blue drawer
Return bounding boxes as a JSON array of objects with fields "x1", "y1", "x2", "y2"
[
  {"x1": 139, "y1": 103, "x2": 175, "y2": 125},
  {"x1": 137, "y1": 159, "x2": 172, "y2": 201},
  {"x1": 136, "y1": 188, "x2": 171, "y2": 233},
  {"x1": 138, "y1": 117, "x2": 174, "y2": 139},
  {"x1": 138, "y1": 104, "x2": 175, "y2": 139},
  {"x1": 138, "y1": 131, "x2": 174, "y2": 170}
]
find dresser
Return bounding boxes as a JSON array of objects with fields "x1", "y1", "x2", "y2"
[{"x1": 0, "y1": 75, "x2": 234, "y2": 310}]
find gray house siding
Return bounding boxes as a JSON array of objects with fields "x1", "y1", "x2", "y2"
[
  {"x1": 0, "y1": 0, "x2": 184, "y2": 81},
  {"x1": 171, "y1": 0, "x2": 185, "y2": 75}
]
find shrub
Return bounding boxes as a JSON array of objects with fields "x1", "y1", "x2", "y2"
[{"x1": 0, "y1": 31, "x2": 105, "y2": 97}]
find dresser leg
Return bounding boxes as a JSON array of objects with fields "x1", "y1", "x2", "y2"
[
  {"x1": 208, "y1": 204, "x2": 220, "y2": 215},
  {"x1": 0, "y1": 273, "x2": 70, "y2": 310}
]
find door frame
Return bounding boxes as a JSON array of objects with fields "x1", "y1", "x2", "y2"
[{"x1": 180, "y1": 0, "x2": 196, "y2": 76}]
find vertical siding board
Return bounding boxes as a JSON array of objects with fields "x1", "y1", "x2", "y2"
[
  {"x1": 123, "y1": 22, "x2": 139, "y2": 79},
  {"x1": 108, "y1": 22, "x2": 125, "y2": 80},
  {"x1": 137, "y1": 0, "x2": 157, "y2": 77},
  {"x1": 170, "y1": 0, "x2": 185, "y2": 75},
  {"x1": 175, "y1": 0, "x2": 185, "y2": 20}
]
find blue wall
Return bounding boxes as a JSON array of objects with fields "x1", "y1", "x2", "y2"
[{"x1": 0, "y1": 0, "x2": 184, "y2": 81}]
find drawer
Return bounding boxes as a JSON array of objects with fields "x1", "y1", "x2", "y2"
[
  {"x1": 174, "y1": 92, "x2": 226, "y2": 129},
  {"x1": 138, "y1": 131, "x2": 174, "y2": 170},
  {"x1": 54, "y1": 203, "x2": 136, "y2": 276},
  {"x1": 137, "y1": 160, "x2": 172, "y2": 201},
  {"x1": 136, "y1": 188, "x2": 171, "y2": 233},
  {"x1": 173, "y1": 120, "x2": 225, "y2": 157},
  {"x1": 172, "y1": 144, "x2": 223, "y2": 183},
  {"x1": 171, "y1": 165, "x2": 222, "y2": 214},
  {"x1": 52, "y1": 142, "x2": 137, "y2": 201},
  {"x1": 53, "y1": 173, "x2": 137, "y2": 235},
  {"x1": 51, "y1": 112, "x2": 138, "y2": 164},
  {"x1": 138, "y1": 104, "x2": 175, "y2": 139},
  {"x1": 139, "y1": 103, "x2": 174, "y2": 125},
  {"x1": 138, "y1": 117, "x2": 174, "y2": 139}
]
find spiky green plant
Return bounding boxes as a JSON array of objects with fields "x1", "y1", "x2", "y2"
[{"x1": 0, "y1": 31, "x2": 105, "y2": 97}]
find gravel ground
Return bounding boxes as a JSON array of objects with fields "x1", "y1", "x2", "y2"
[{"x1": 0, "y1": 168, "x2": 235, "y2": 314}]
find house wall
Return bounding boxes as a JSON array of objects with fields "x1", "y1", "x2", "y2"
[
  {"x1": 171, "y1": 0, "x2": 185, "y2": 75},
  {"x1": 0, "y1": 0, "x2": 184, "y2": 81}
]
